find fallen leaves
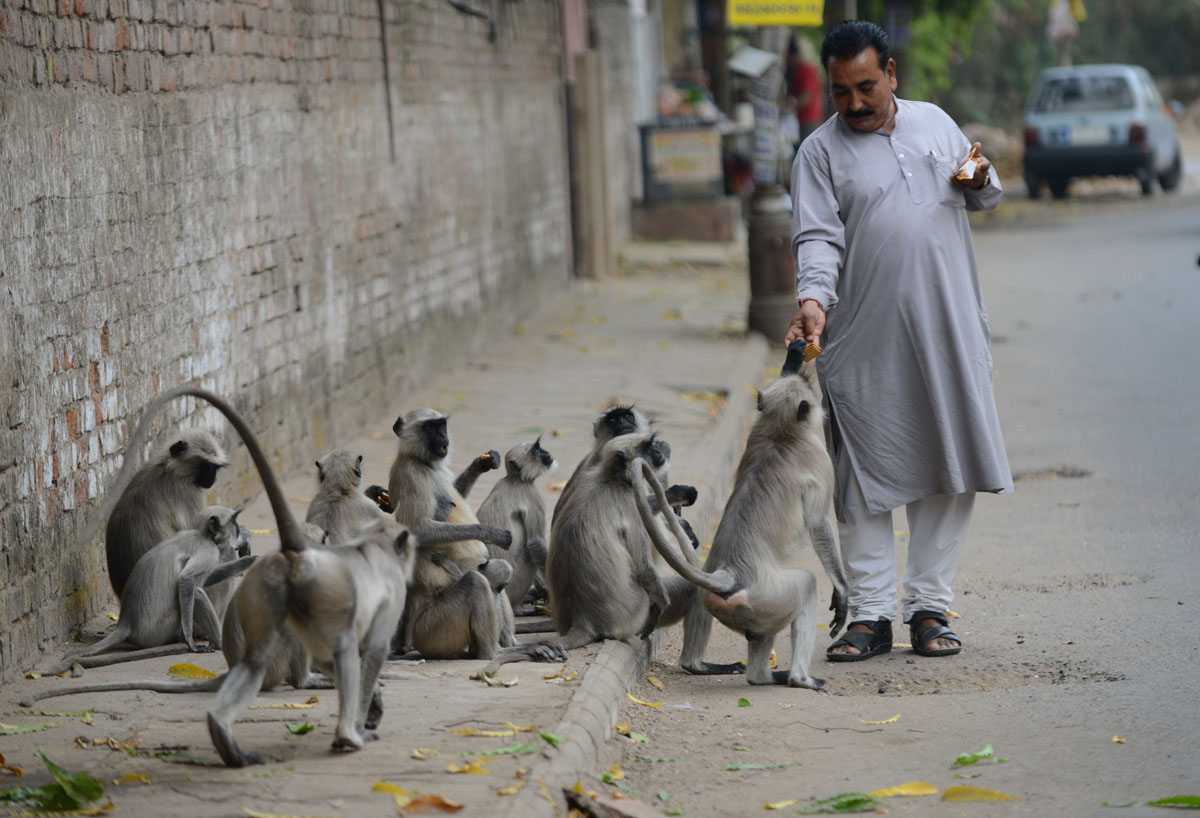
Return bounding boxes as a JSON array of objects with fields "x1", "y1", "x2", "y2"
[
  {"x1": 0, "y1": 720, "x2": 66, "y2": 735},
  {"x1": 0, "y1": 750, "x2": 106, "y2": 813},
  {"x1": 866, "y1": 781, "x2": 937, "y2": 798},
  {"x1": 543, "y1": 665, "x2": 578, "y2": 683},
  {"x1": 285, "y1": 722, "x2": 315, "y2": 735},
  {"x1": 647, "y1": 677, "x2": 664, "y2": 689},
  {"x1": 614, "y1": 722, "x2": 651, "y2": 744},
  {"x1": 627, "y1": 693, "x2": 662, "y2": 708},
  {"x1": 112, "y1": 772, "x2": 150, "y2": 786},
  {"x1": 1112, "y1": 735, "x2": 1126, "y2": 744},
  {"x1": 445, "y1": 758, "x2": 492, "y2": 775},
  {"x1": 941, "y1": 785, "x2": 1020, "y2": 802},
  {"x1": 0, "y1": 753, "x2": 22, "y2": 777},
  {"x1": 167, "y1": 663, "x2": 218, "y2": 679},
  {"x1": 952, "y1": 743, "x2": 1007, "y2": 767},
  {"x1": 737, "y1": 697, "x2": 752, "y2": 707},
  {"x1": 469, "y1": 670, "x2": 519, "y2": 687},
  {"x1": 1146, "y1": 796, "x2": 1200, "y2": 808},
  {"x1": 496, "y1": 780, "x2": 526, "y2": 796},
  {"x1": 412, "y1": 748, "x2": 438, "y2": 760},
  {"x1": 242, "y1": 809, "x2": 337, "y2": 818},
  {"x1": 857, "y1": 714, "x2": 900, "y2": 725}
]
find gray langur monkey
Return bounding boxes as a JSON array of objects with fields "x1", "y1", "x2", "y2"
[
  {"x1": 58, "y1": 385, "x2": 419, "y2": 766},
  {"x1": 475, "y1": 439, "x2": 556, "y2": 613},
  {"x1": 385, "y1": 408, "x2": 566, "y2": 665},
  {"x1": 555, "y1": 403, "x2": 702, "y2": 549},
  {"x1": 629, "y1": 340, "x2": 850, "y2": 689},
  {"x1": 305, "y1": 449, "x2": 390, "y2": 544},
  {"x1": 41, "y1": 507, "x2": 256, "y2": 676},
  {"x1": 105, "y1": 428, "x2": 229, "y2": 599},
  {"x1": 541, "y1": 431, "x2": 743, "y2": 675},
  {"x1": 20, "y1": 522, "x2": 337, "y2": 709}
]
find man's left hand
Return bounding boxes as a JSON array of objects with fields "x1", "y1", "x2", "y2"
[{"x1": 950, "y1": 141, "x2": 992, "y2": 190}]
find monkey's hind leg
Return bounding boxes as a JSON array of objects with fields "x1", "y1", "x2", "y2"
[
  {"x1": 676, "y1": 581, "x2": 745, "y2": 676},
  {"x1": 411, "y1": 570, "x2": 499, "y2": 660},
  {"x1": 206, "y1": 557, "x2": 288, "y2": 767},
  {"x1": 330, "y1": 637, "x2": 365, "y2": 751},
  {"x1": 782, "y1": 570, "x2": 823, "y2": 690}
]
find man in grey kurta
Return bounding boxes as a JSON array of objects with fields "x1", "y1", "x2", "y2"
[{"x1": 785, "y1": 21, "x2": 1012, "y2": 661}]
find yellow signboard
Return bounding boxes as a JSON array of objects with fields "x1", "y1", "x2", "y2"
[{"x1": 727, "y1": 0, "x2": 823, "y2": 27}]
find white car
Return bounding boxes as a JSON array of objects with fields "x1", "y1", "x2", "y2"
[{"x1": 1022, "y1": 64, "x2": 1182, "y2": 198}]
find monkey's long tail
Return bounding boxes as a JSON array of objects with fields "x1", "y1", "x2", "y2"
[
  {"x1": 79, "y1": 386, "x2": 309, "y2": 556},
  {"x1": 630, "y1": 458, "x2": 738, "y2": 597},
  {"x1": 19, "y1": 676, "x2": 224, "y2": 708}
]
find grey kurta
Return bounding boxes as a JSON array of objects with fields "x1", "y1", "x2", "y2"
[{"x1": 790, "y1": 97, "x2": 1013, "y2": 515}]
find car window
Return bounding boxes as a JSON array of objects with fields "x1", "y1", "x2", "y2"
[
  {"x1": 1139, "y1": 74, "x2": 1163, "y2": 107},
  {"x1": 1031, "y1": 75, "x2": 1134, "y2": 112}
]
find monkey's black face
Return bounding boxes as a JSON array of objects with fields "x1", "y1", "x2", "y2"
[
  {"x1": 642, "y1": 438, "x2": 669, "y2": 470},
  {"x1": 603, "y1": 407, "x2": 638, "y2": 439},
  {"x1": 195, "y1": 461, "x2": 222, "y2": 489},
  {"x1": 423, "y1": 419, "x2": 450, "y2": 461},
  {"x1": 532, "y1": 442, "x2": 554, "y2": 469}
]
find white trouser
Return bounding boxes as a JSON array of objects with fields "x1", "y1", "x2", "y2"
[{"x1": 836, "y1": 450, "x2": 975, "y2": 624}]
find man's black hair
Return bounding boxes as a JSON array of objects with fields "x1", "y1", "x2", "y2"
[{"x1": 820, "y1": 20, "x2": 890, "y2": 70}]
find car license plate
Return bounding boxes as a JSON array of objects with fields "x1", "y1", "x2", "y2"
[{"x1": 1069, "y1": 123, "x2": 1110, "y2": 145}]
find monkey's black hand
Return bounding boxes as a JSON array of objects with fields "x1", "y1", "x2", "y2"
[
  {"x1": 191, "y1": 644, "x2": 217, "y2": 654},
  {"x1": 430, "y1": 552, "x2": 455, "y2": 571},
  {"x1": 828, "y1": 589, "x2": 847, "y2": 639},
  {"x1": 485, "y1": 527, "x2": 513, "y2": 550},
  {"x1": 477, "y1": 450, "x2": 501, "y2": 471},
  {"x1": 665, "y1": 484, "x2": 698, "y2": 507},
  {"x1": 365, "y1": 485, "x2": 395, "y2": 514}
]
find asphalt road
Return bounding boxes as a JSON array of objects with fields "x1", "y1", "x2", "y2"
[{"x1": 601, "y1": 189, "x2": 1200, "y2": 817}]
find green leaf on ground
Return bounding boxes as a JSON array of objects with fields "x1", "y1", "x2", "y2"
[
  {"x1": 0, "y1": 750, "x2": 106, "y2": 812},
  {"x1": 448, "y1": 739, "x2": 539, "y2": 757},
  {"x1": 1147, "y1": 796, "x2": 1200, "y2": 808},
  {"x1": 737, "y1": 697, "x2": 752, "y2": 707},
  {"x1": 0, "y1": 721, "x2": 65, "y2": 735},
  {"x1": 953, "y1": 742, "x2": 1008, "y2": 766},
  {"x1": 953, "y1": 772, "x2": 983, "y2": 779},
  {"x1": 286, "y1": 722, "x2": 315, "y2": 734},
  {"x1": 663, "y1": 809, "x2": 685, "y2": 816},
  {"x1": 628, "y1": 755, "x2": 686, "y2": 764},
  {"x1": 539, "y1": 731, "x2": 565, "y2": 747},
  {"x1": 798, "y1": 792, "x2": 884, "y2": 813},
  {"x1": 658, "y1": 789, "x2": 673, "y2": 803}
]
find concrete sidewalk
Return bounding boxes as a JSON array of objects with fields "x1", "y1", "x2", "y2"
[{"x1": 2, "y1": 243, "x2": 777, "y2": 818}]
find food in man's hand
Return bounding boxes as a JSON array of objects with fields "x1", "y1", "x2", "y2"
[{"x1": 954, "y1": 144, "x2": 980, "y2": 181}]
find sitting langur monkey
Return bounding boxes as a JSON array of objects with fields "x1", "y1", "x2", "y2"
[
  {"x1": 105, "y1": 428, "x2": 229, "y2": 599},
  {"x1": 59, "y1": 385, "x2": 418, "y2": 765},
  {"x1": 20, "y1": 521, "x2": 336, "y2": 709},
  {"x1": 41, "y1": 507, "x2": 256, "y2": 676},
  {"x1": 306, "y1": 449, "x2": 390, "y2": 544},
  {"x1": 555, "y1": 403, "x2": 702, "y2": 549},
  {"x1": 541, "y1": 431, "x2": 742, "y2": 675},
  {"x1": 386, "y1": 408, "x2": 565, "y2": 664},
  {"x1": 476, "y1": 439, "x2": 556, "y2": 613},
  {"x1": 630, "y1": 340, "x2": 850, "y2": 689}
]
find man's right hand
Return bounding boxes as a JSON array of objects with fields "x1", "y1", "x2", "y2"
[{"x1": 783, "y1": 300, "x2": 825, "y2": 347}]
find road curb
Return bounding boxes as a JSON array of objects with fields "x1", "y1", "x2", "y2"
[{"x1": 505, "y1": 330, "x2": 774, "y2": 817}]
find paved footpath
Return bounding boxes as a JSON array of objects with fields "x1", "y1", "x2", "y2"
[{"x1": 3, "y1": 241, "x2": 778, "y2": 818}]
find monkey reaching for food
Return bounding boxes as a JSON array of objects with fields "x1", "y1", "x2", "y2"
[
  {"x1": 476, "y1": 439, "x2": 556, "y2": 613},
  {"x1": 630, "y1": 340, "x2": 849, "y2": 688},
  {"x1": 42, "y1": 506, "x2": 255, "y2": 676},
  {"x1": 104, "y1": 428, "x2": 229, "y2": 600}
]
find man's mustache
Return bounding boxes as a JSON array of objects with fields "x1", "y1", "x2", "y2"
[{"x1": 845, "y1": 107, "x2": 875, "y2": 119}]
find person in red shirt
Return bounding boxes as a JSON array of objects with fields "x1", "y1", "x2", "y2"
[{"x1": 787, "y1": 36, "x2": 825, "y2": 145}]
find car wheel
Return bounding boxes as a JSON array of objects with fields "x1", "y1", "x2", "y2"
[
  {"x1": 1138, "y1": 169, "x2": 1155, "y2": 197},
  {"x1": 1158, "y1": 146, "x2": 1183, "y2": 192},
  {"x1": 1048, "y1": 178, "x2": 1070, "y2": 200},
  {"x1": 1024, "y1": 173, "x2": 1041, "y2": 199}
]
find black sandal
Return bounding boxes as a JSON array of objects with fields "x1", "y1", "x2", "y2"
[
  {"x1": 908, "y1": 610, "x2": 962, "y2": 657},
  {"x1": 826, "y1": 618, "x2": 893, "y2": 662}
]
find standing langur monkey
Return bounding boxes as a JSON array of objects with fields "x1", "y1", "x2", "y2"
[
  {"x1": 104, "y1": 428, "x2": 229, "y2": 599},
  {"x1": 476, "y1": 439, "x2": 556, "y2": 612},
  {"x1": 631, "y1": 340, "x2": 849, "y2": 688},
  {"x1": 386, "y1": 409, "x2": 566, "y2": 664},
  {"x1": 64, "y1": 385, "x2": 418, "y2": 765}
]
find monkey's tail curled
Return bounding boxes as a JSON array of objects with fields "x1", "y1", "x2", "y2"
[
  {"x1": 19, "y1": 676, "x2": 225, "y2": 708},
  {"x1": 630, "y1": 458, "x2": 738, "y2": 597},
  {"x1": 78, "y1": 386, "x2": 309, "y2": 556}
]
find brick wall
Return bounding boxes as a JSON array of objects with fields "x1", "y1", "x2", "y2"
[{"x1": 0, "y1": 0, "x2": 571, "y2": 679}]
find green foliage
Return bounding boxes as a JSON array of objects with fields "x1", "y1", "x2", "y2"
[{"x1": 0, "y1": 750, "x2": 105, "y2": 812}]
